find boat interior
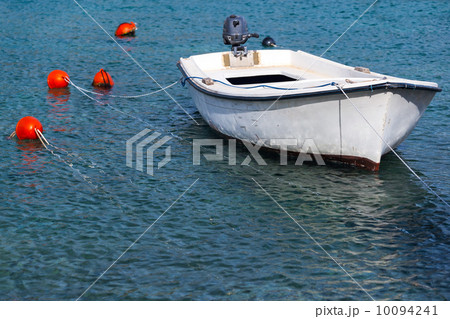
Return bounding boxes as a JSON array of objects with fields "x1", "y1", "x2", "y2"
[{"x1": 180, "y1": 50, "x2": 391, "y2": 93}]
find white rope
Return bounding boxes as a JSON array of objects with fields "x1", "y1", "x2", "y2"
[
  {"x1": 71, "y1": 0, "x2": 199, "y2": 125},
  {"x1": 35, "y1": 128, "x2": 50, "y2": 145},
  {"x1": 76, "y1": 178, "x2": 199, "y2": 300},
  {"x1": 35, "y1": 128, "x2": 49, "y2": 149},
  {"x1": 252, "y1": 177, "x2": 376, "y2": 301},
  {"x1": 33, "y1": 127, "x2": 133, "y2": 213},
  {"x1": 67, "y1": 76, "x2": 185, "y2": 142},
  {"x1": 65, "y1": 77, "x2": 179, "y2": 99},
  {"x1": 251, "y1": 0, "x2": 379, "y2": 125},
  {"x1": 335, "y1": 84, "x2": 449, "y2": 208}
]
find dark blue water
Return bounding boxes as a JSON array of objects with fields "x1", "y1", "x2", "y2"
[{"x1": 0, "y1": 0, "x2": 448, "y2": 300}]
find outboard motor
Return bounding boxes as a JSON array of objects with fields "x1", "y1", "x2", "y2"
[{"x1": 223, "y1": 15, "x2": 259, "y2": 57}]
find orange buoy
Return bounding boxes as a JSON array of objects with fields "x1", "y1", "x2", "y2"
[
  {"x1": 92, "y1": 69, "x2": 114, "y2": 88},
  {"x1": 15, "y1": 116, "x2": 43, "y2": 140},
  {"x1": 47, "y1": 70, "x2": 69, "y2": 89},
  {"x1": 115, "y1": 22, "x2": 137, "y2": 37}
]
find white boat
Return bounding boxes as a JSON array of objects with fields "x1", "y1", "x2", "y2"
[{"x1": 177, "y1": 15, "x2": 441, "y2": 170}]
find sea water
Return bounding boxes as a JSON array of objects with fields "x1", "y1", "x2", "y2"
[{"x1": 0, "y1": 0, "x2": 448, "y2": 300}]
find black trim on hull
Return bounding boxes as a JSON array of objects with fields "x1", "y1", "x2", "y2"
[{"x1": 177, "y1": 62, "x2": 441, "y2": 101}]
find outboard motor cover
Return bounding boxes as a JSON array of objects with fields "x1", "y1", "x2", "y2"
[
  {"x1": 223, "y1": 15, "x2": 250, "y2": 46},
  {"x1": 223, "y1": 15, "x2": 259, "y2": 56}
]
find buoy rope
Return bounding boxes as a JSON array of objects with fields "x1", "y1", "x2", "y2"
[
  {"x1": 65, "y1": 77, "x2": 179, "y2": 99},
  {"x1": 67, "y1": 76, "x2": 185, "y2": 142},
  {"x1": 32, "y1": 126, "x2": 131, "y2": 213},
  {"x1": 181, "y1": 76, "x2": 337, "y2": 91},
  {"x1": 71, "y1": 0, "x2": 199, "y2": 125},
  {"x1": 335, "y1": 84, "x2": 449, "y2": 208},
  {"x1": 69, "y1": 78, "x2": 154, "y2": 124},
  {"x1": 100, "y1": 69, "x2": 111, "y2": 87},
  {"x1": 35, "y1": 128, "x2": 49, "y2": 149}
]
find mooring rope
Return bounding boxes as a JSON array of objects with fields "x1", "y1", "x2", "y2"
[
  {"x1": 30, "y1": 127, "x2": 133, "y2": 214},
  {"x1": 67, "y1": 76, "x2": 185, "y2": 142},
  {"x1": 335, "y1": 83, "x2": 449, "y2": 208},
  {"x1": 71, "y1": 0, "x2": 199, "y2": 125},
  {"x1": 33, "y1": 128, "x2": 99, "y2": 190},
  {"x1": 66, "y1": 77, "x2": 179, "y2": 99},
  {"x1": 250, "y1": 0, "x2": 380, "y2": 126}
]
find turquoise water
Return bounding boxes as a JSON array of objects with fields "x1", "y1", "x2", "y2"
[{"x1": 0, "y1": 0, "x2": 448, "y2": 300}]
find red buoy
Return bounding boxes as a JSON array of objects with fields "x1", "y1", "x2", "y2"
[
  {"x1": 15, "y1": 116, "x2": 43, "y2": 140},
  {"x1": 92, "y1": 69, "x2": 114, "y2": 88},
  {"x1": 115, "y1": 22, "x2": 137, "y2": 37},
  {"x1": 47, "y1": 70, "x2": 69, "y2": 89}
]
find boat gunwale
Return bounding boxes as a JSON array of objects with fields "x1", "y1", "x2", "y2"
[{"x1": 177, "y1": 57, "x2": 442, "y2": 101}]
